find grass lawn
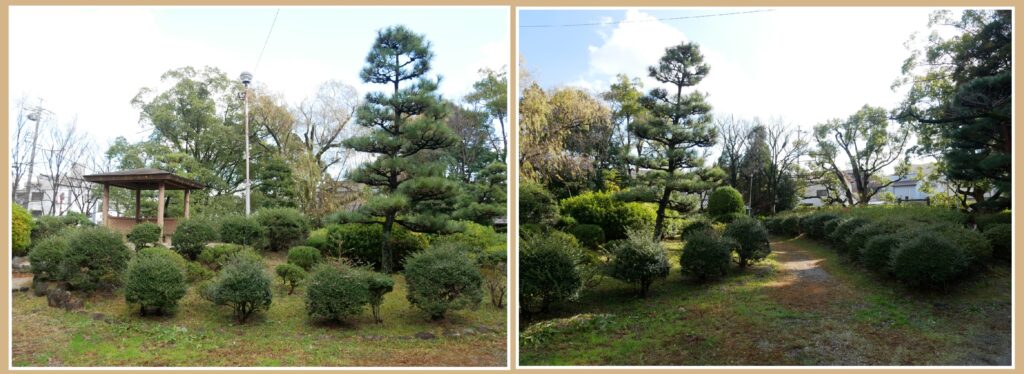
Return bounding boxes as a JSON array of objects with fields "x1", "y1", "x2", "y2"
[
  {"x1": 12, "y1": 252, "x2": 507, "y2": 367},
  {"x1": 519, "y1": 235, "x2": 1011, "y2": 366}
]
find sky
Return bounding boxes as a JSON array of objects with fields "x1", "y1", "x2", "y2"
[
  {"x1": 519, "y1": 7, "x2": 951, "y2": 162},
  {"x1": 9, "y1": 6, "x2": 510, "y2": 148}
]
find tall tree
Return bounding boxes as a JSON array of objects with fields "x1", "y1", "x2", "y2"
[
  {"x1": 738, "y1": 124, "x2": 770, "y2": 214},
  {"x1": 339, "y1": 25, "x2": 461, "y2": 273},
  {"x1": 465, "y1": 68, "x2": 508, "y2": 160},
  {"x1": 894, "y1": 10, "x2": 1011, "y2": 211},
  {"x1": 764, "y1": 118, "x2": 809, "y2": 213},
  {"x1": 443, "y1": 103, "x2": 497, "y2": 183},
  {"x1": 715, "y1": 115, "x2": 751, "y2": 188},
  {"x1": 811, "y1": 105, "x2": 910, "y2": 206},
  {"x1": 629, "y1": 42, "x2": 717, "y2": 239},
  {"x1": 602, "y1": 74, "x2": 646, "y2": 176}
]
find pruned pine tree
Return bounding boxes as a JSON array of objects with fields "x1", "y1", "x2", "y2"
[{"x1": 339, "y1": 25, "x2": 461, "y2": 273}]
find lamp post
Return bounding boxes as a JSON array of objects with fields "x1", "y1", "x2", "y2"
[
  {"x1": 23, "y1": 104, "x2": 45, "y2": 209},
  {"x1": 240, "y1": 71, "x2": 253, "y2": 216}
]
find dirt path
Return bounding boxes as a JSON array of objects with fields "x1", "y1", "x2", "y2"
[{"x1": 764, "y1": 239, "x2": 856, "y2": 311}]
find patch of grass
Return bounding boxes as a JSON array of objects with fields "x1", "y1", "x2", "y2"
[{"x1": 13, "y1": 252, "x2": 507, "y2": 367}]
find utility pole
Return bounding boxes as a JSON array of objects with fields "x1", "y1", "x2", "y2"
[
  {"x1": 239, "y1": 72, "x2": 253, "y2": 216},
  {"x1": 23, "y1": 100, "x2": 47, "y2": 210}
]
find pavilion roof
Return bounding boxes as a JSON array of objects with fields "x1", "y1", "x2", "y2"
[{"x1": 83, "y1": 168, "x2": 205, "y2": 190}]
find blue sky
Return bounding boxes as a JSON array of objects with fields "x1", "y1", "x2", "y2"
[
  {"x1": 9, "y1": 6, "x2": 509, "y2": 146},
  {"x1": 519, "y1": 7, "x2": 942, "y2": 133}
]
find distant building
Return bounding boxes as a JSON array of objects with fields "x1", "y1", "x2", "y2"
[
  {"x1": 800, "y1": 163, "x2": 945, "y2": 207},
  {"x1": 12, "y1": 163, "x2": 97, "y2": 220}
]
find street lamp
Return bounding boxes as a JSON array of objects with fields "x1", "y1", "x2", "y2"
[{"x1": 240, "y1": 71, "x2": 253, "y2": 216}]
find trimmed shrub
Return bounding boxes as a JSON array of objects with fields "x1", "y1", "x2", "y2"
[
  {"x1": 680, "y1": 231, "x2": 734, "y2": 282},
  {"x1": 204, "y1": 255, "x2": 273, "y2": 323},
  {"x1": 845, "y1": 219, "x2": 912, "y2": 262},
  {"x1": 559, "y1": 191, "x2": 655, "y2": 241},
  {"x1": 724, "y1": 218, "x2": 771, "y2": 269},
  {"x1": 681, "y1": 218, "x2": 715, "y2": 241},
  {"x1": 440, "y1": 221, "x2": 504, "y2": 253},
  {"x1": 478, "y1": 247, "x2": 507, "y2": 308},
  {"x1": 984, "y1": 224, "x2": 1011, "y2": 261},
  {"x1": 822, "y1": 217, "x2": 843, "y2": 239},
  {"x1": 802, "y1": 213, "x2": 841, "y2": 240},
  {"x1": 606, "y1": 232, "x2": 670, "y2": 297},
  {"x1": 218, "y1": 215, "x2": 265, "y2": 247},
  {"x1": 12, "y1": 204, "x2": 32, "y2": 256},
  {"x1": 255, "y1": 208, "x2": 308, "y2": 251},
  {"x1": 828, "y1": 217, "x2": 870, "y2": 251},
  {"x1": 568, "y1": 224, "x2": 605, "y2": 249},
  {"x1": 28, "y1": 236, "x2": 69, "y2": 281},
  {"x1": 275, "y1": 263, "x2": 307, "y2": 295},
  {"x1": 519, "y1": 231, "x2": 584, "y2": 313},
  {"x1": 305, "y1": 263, "x2": 369, "y2": 322},
  {"x1": 125, "y1": 247, "x2": 187, "y2": 315},
  {"x1": 707, "y1": 186, "x2": 744, "y2": 217},
  {"x1": 287, "y1": 246, "x2": 322, "y2": 270},
  {"x1": 890, "y1": 233, "x2": 969, "y2": 289},
  {"x1": 127, "y1": 222, "x2": 162, "y2": 249},
  {"x1": 172, "y1": 218, "x2": 218, "y2": 260},
  {"x1": 197, "y1": 244, "x2": 246, "y2": 270},
  {"x1": 61, "y1": 227, "x2": 131, "y2": 292},
  {"x1": 930, "y1": 223, "x2": 992, "y2": 267},
  {"x1": 185, "y1": 261, "x2": 214, "y2": 283},
  {"x1": 355, "y1": 269, "x2": 394, "y2": 323},
  {"x1": 61, "y1": 212, "x2": 94, "y2": 227},
  {"x1": 781, "y1": 215, "x2": 802, "y2": 236},
  {"x1": 404, "y1": 245, "x2": 483, "y2": 320},
  {"x1": 861, "y1": 233, "x2": 903, "y2": 275},
  {"x1": 520, "y1": 181, "x2": 559, "y2": 224},
  {"x1": 323, "y1": 224, "x2": 427, "y2": 270},
  {"x1": 31, "y1": 215, "x2": 67, "y2": 244},
  {"x1": 713, "y1": 212, "x2": 747, "y2": 224},
  {"x1": 974, "y1": 210, "x2": 1011, "y2": 231},
  {"x1": 306, "y1": 228, "x2": 329, "y2": 252}
]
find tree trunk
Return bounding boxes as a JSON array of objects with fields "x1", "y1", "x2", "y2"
[
  {"x1": 653, "y1": 187, "x2": 672, "y2": 240},
  {"x1": 380, "y1": 213, "x2": 396, "y2": 274}
]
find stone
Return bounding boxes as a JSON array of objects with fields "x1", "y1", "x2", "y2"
[
  {"x1": 414, "y1": 331, "x2": 436, "y2": 340},
  {"x1": 32, "y1": 281, "x2": 49, "y2": 297},
  {"x1": 461, "y1": 327, "x2": 477, "y2": 336},
  {"x1": 442, "y1": 329, "x2": 461, "y2": 338},
  {"x1": 12, "y1": 256, "x2": 31, "y2": 272},
  {"x1": 45, "y1": 287, "x2": 83, "y2": 311}
]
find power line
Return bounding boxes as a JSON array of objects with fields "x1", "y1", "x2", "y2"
[
  {"x1": 253, "y1": 8, "x2": 281, "y2": 73},
  {"x1": 519, "y1": 9, "x2": 774, "y2": 28}
]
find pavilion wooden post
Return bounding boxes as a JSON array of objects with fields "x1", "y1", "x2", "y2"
[
  {"x1": 184, "y1": 189, "x2": 191, "y2": 219},
  {"x1": 157, "y1": 182, "x2": 166, "y2": 239},
  {"x1": 102, "y1": 184, "x2": 110, "y2": 226},
  {"x1": 135, "y1": 189, "x2": 142, "y2": 222}
]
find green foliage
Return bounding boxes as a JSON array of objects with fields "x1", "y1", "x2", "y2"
[
  {"x1": 218, "y1": 215, "x2": 265, "y2": 247},
  {"x1": 438, "y1": 221, "x2": 504, "y2": 254},
  {"x1": 355, "y1": 268, "x2": 395, "y2": 323},
  {"x1": 890, "y1": 233, "x2": 969, "y2": 290},
  {"x1": 255, "y1": 208, "x2": 308, "y2": 252},
  {"x1": 31, "y1": 215, "x2": 68, "y2": 245},
  {"x1": 28, "y1": 236, "x2": 69, "y2": 281},
  {"x1": 197, "y1": 244, "x2": 247, "y2": 270},
  {"x1": 844, "y1": 219, "x2": 910, "y2": 262},
  {"x1": 172, "y1": 218, "x2": 218, "y2": 260},
  {"x1": 519, "y1": 181, "x2": 559, "y2": 225},
  {"x1": 274, "y1": 263, "x2": 307, "y2": 295},
  {"x1": 287, "y1": 246, "x2": 322, "y2": 271},
  {"x1": 567, "y1": 224, "x2": 605, "y2": 249},
  {"x1": 305, "y1": 263, "x2": 370, "y2": 322},
  {"x1": 559, "y1": 191, "x2": 655, "y2": 241},
  {"x1": 708, "y1": 186, "x2": 744, "y2": 217},
  {"x1": 519, "y1": 231, "x2": 585, "y2": 313},
  {"x1": 125, "y1": 247, "x2": 187, "y2": 315},
  {"x1": 724, "y1": 218, "x2": 771, "y2": 269},
  {"x1": 185, "y1": 261, "x2": 214, "y2": 283},
  {"x1": 323, "y1": 224, "x2": 427, "y2": 270},
  {"x1": 61, "y1": 227, "x2": 131, "y2": 292},
  {"x1": 781, "y1": 215, "x2": 802, "y2": 236},
  {"x1": 975, "y1": 211, "x2": 1011, "y2": 231},
  {"x1": 12, "y1": 204, "x2": 32, "y2": 256},
  {"x1": 681, "y1": 218, "x2": 714, "y2": 241},
  {"x1": 127, "y1": 222, "x2": 162, "y2": 249},
  {"x1": 680, "y1": 231, "x2": 734, "y2": 282},
  {"x1": 828, "y1": 217, "x2": 870, "y2": 251},
  {"x1": 478, "y1": 247, "x2": 507, "y2": 308},
  {"x1": 930, "y1": 223, "x2": 992, "y2": 267},
  {"x1": 254, "y1": 156, "x2": 298, "y2": 208},
  {"x1": 403, "y1": 245, "x2": 483, "y2": 320},
  {"x1": 712, "y1": 212, "x2": 747, "y2": 224},
  {"x1": 606, "y1": 232, "x2": 670, "y2": 297},
  {"x1": 306, "y1": 228, "x2": 329, "y2": 252},
  {"x1": 861, "y1": 233, "x2": 903, "y2": 275},
  {"x1": 983, "y1": 223, "x2": 1011, "y2": 261},
  {"x1": 204, "y1": 255, "x2": 273, "y2": 323},
  {"x1": 799, "y1": 213, "x2": 842, "y2": 240}
]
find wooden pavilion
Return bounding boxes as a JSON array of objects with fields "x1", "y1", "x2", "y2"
[{"x1": 83, "y1": 168, "x2": 205, "y2": 243}]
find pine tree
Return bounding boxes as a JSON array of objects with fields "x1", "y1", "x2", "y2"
[
  {"x1": 628, "y1": 42, "x2": 717, "y2": 239},
  {"x1": 340, "y1": 25, "x2": 461, "y2": 273}
]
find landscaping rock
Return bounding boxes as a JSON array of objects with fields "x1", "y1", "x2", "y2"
[
  {"x1": 414, "y1": 331, "x2": 436, "y2": 340},
  {"x1": 442, "y1": 329, "x2": 461, "y2": 338},
  {"x1": 475, "y1": 325, "x2": 496, "y2": 334},
  {"x1": 363, "y1": 335, "x2": 385, "y2": 341},
  {"x1": 32, "y1": 280, "x2": 49, "y2": 297},
  {"x1": 45, "y1": 287, "x2": 83, "y2": 311},
  {"x1": 461, "y1": 327, "x2": 477, "y2": 336},
  {"x1": 12, "y1": 256, "x2": 31, "y2": 272}
]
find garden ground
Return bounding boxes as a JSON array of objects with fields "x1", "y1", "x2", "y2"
[
  {"x1": 520, "y1": 235, "x2": 1011, "y2": 366},
  {"x1": 12, "y1": 252, "x2": 507, "y2": 367}
]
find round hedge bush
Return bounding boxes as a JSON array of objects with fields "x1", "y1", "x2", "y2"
[
  {"x1": 708, "y1": 186, "x2": 744, "y2": 217},
  {"x1": 275, "y1": 263, "x2": 307, "y2": 295},
  {"x1": 255, "y1": 208, "x2": 308, "y2": 251},
  {"x1": 984, "y1": 223, "x2": 1011, "y2": 261},
  {"x1": 681, "y1": 218, "x2": 714, "y2": 241},
  {"x1": 12, "y1": 204, "x2": 32, "y2": 256},
  {"x1": 59, "y1": 226, "x2": 131, "y2": 292},
  {"x1": 172, "y1": 218, "x2": 218, "y2": 260},
  {"x1": 28, "y1": 235, "x2": 70, "y2": 281},
  {"x1": 125, "y1": 247, "x2": 187, "y2": 315},
  {"x1": 218, "y1": 215, "x2": 265, "y2": 247},
  {"x1": 606, "y1": 233, "x2": 670, "y2": 297},
  {"x1": 930, "y1": 223, "x2": 992, "y2": 267},
  {"x1": 519, "y1": 181, "x2": 559, "y2": 224},
  {"x1": 355, "y1": 268, "x2": 395, "y2": 323},
  {"x1": 403, "y1": 245, "x2": 483, "y2": 320},
  {"x1": 680, "y1": 231, "x2": 734, "y2": 282},
  {"x1": 197, "y1": 244, "x2": 246, "y2": 270},
  {"x1": 127, "y1": 222, "x2": 162, "y2": 249},
  {"x1": 559, "y1": 191, "x2": 656, "y2": 241},
  {"x1": 203, "y1": 255, "x2": 273, "y2": 323},
  {"x1": 781, "y1": 215, "x2": 802, "y2": 236},
  {"x1": 306, "y1": 228, "x2": 328, "y2": 251},
  {"x1": 822, "y1": 217, "x2": 843, "y2": 239},
  {"x1": 31, "y1": 215, "x2": 67, "y2": 245},
  {"x1": 724, "y1": 218, "x2": 771, "y2": 269},
  {"x1": 803, "y1": 213, "x2": 841, "y2": 240},
  {"x1": 323, "y1": 224, "x2": 427, "y2": 270},
  {"x1": 975, "y1": 210, "x2": 1011, "y2": 231},
  {"x1": 287, "y1": 246, "x2": 322, "y2": 270},
  {"x1": 568, "y1": 224, "x2": 605, "y2": 249},
  {"x1": 439, "y1": 221, "x2": 504, "y2": 254},
  {"x1": 828, "y1": 217, "x2": 870, "y2": 251},
  {"x1": 861, "y1": 233, "x2": 902, "y2": 275},
  {"x1": 305, "y1": 264, "x2": 369, "y2": 322},
  {"x1": 519, "y1": 231, "x2": 584, "y2": 313},
  {"x1": 890, "y1": 232, "x2": 969, "y2": 289}
]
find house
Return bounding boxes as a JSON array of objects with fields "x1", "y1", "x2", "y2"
[
  {"x1": 13, "y1": 162, "x2": 97, "y2": 219},
  {"x1": 800, "y1": 163, "x2": 944, "y2": 207}
]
